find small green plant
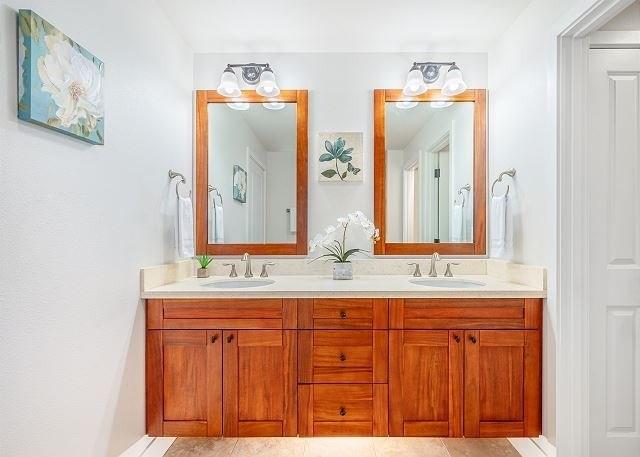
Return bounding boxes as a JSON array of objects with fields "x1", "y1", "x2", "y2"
[{"x1": 196, "y1": 254, "x2": 213, "y2": 269}]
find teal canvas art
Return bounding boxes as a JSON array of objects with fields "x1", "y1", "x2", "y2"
[{"x1": 17, "y1": 10, "x2": 104, "y2": 145}]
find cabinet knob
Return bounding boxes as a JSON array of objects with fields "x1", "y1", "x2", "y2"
[
  {"x1": 339, "y1": 407, "x2": 347, "y2": 416},
  {"x1": 469, "y1": 335, "x2": 477, "y2": 344},
  {"x1": 339, "y1": 353, "x2": 347, "y2": 362},
  {"x1": 211, "y1": 334, "x2": 219, "y2": 344},
  {"x1": 339, "y1": 310, "x2": 347, "y2": 319},
  {"x1": 227, "y1": 334, "x2": 234, "y2": 343},
  {"x1": 454, "y1": 335, "x2": 461, "y2": 343}
]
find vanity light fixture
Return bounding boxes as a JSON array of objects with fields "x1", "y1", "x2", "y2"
[
  {"x1": 395, "y1": 101, "x2": 419, "y2": 110},
  {"x1": 402, "y1": 61, "x2": 467, "y2": 97},
  {"x1": 262, "y1": 101, "x2": 286, "y2": 110},
  {"x1": 430, "y1": 101, "x2": 454, "y2": 109},
  {"x1": 226, "y1": 102, "x2": 250, "y2": 111},
  {"x1": 216, "y1": 63, "x2": 280, "y2": 98}
]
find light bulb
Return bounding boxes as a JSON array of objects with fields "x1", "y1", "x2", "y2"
[
  {"x1": 217, "y1": 67, "x2": 241, "y2": 98},
  {"x1": 441, "y1": 64, "x2": 467, "y2": 96},
  {"x1": 263, "y1": 101, "x2": 286, "y2": 110},
  {"x1": 226, "y1": 102, "x2": 250, "y2": 111},
  {"x1": 403, "y1": 66, "x2": 427, "y2": 96},
  {"x1": 430, "y1": 101, "x2": 453, "y2": 109},
  {"x1": 396, "y1": 101, "x2": 418, "y2": 110},
  {"x1": 257, "y1": 67, "x2": 280, "y2": 97}
]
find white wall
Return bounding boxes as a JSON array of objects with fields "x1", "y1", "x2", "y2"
[
  {"x1": 266, "y1": 149, "x2": 296, "y2": 243},
  {"x1": 487, "y1": 0, "x2": 616, "y2": 446},
  {"x1": 0, "y1": 1, "x2": 193, "y2": 455},
  {"x1": 195, "y1": 52, "x2": 487, "y2": 246}
]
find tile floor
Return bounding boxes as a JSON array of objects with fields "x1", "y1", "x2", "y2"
[{"x1": 164, "y1": 437, "x2": 523, "y2": 457}]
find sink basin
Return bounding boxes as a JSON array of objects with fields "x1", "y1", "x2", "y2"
[
  {"x1": 204, "y1": 278, "x2": 275, "y2": 289},
  {"x1": 410, "y1": 278, "x2": 486, "y2": 288}
]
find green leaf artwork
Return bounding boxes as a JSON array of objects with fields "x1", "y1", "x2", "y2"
[{"x1": 318, "y1": 133, "x2": 363, "y2": 182}]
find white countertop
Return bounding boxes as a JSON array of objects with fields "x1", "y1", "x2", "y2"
[{"x1": 141, "y1": 274, "x2": 546, "y2": 299}]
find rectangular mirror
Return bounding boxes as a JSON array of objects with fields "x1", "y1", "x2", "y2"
[
  {"x1": 374, "y1": 89, "x2": 486, "y2": 255},
  {"x1": 195, "y1": 90, "x2": 308, "y2": 255}
]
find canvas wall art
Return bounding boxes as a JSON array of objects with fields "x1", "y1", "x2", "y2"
[
  {"x1": 318, "y1": 132, "x2": 363, "y2": 182},
  {"x1": 17, "y1": 9, "x2": 105, "y2": 145},
  {"x1": 233, "y1": 165, "x2": 247, "y2": 203}
]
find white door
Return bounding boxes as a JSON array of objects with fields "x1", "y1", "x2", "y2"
[
  {"x1": 587, "y1": 48, "x2": 640, "y2": 457},
  {"x1": 247, "y1": 155, "x2": 266, "y2": 243}
]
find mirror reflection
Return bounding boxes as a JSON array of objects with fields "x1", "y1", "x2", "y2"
[
  {"x1": 385, "y1": 101, "x2": 474, "y2": 243},
  {"x1": 208, "y1": 102, "x2": 297, "y2": 244}
]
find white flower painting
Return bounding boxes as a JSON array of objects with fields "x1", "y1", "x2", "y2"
[{"x1": 18, "y1": 10, "x2": 105, "y2": 144}]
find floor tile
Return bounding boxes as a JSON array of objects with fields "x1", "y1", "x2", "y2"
[
  {"x1": 303, "y1": 437, "x2": 376, "y2": 457},
  {"x1": 230, "y1": 437, "x2": 305, "y2": 457},
  {"x1": 442, "y1": 438, "x2": 521, "y2": 457},
  {"x1": 372, "y1": 437, "x2": 449, "y2": 457},
  {"x1": 164, "y1": 437, "x2": 237, "y2": 457}
]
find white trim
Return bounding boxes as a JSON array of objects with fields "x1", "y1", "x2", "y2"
[
  {"x1": 118, "y1": 435, "x2": 176, "y2": 457},
  {"x1": 556, "y1": 1, "x2": 635, "y2": 457},
  {"x1": 590, "y1": 30, "x2": 640, "y2": 48},
  {"x1": 509, "y1": 436, "x2": 557, "y2": 457}
]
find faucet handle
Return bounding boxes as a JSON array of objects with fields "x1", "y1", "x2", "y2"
[
  {"x1": 260, "y1": 262, "x2": 276, "y2": 278},
  {"x1": 444, "y1": 262, "x2": 460, "y2": 278},
  {"x1": 222, "y1": 263, "x2": 237, "y2": 278},
  {"x1": 407, "y1": 262, "x2": 422, "y2": 277}
]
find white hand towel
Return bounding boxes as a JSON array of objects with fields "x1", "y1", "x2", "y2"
[
  {"x1": 451, "y1": 201, "x2": 464, "y2": 242},
  {"x1": 490, "y1": 195, "x2": 508, "y2": 258},
  {"x1": 208, "y1": 192, "x2": 216, "y2": 244},
  {"x1": 214, "y1": 201, "x2": 224, "y2": 243},
  {"x1": 177, "y1": 195, "x2": 195, "y2": 258}
]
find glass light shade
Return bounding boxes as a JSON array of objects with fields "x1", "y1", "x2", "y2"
[
  {"x1": 402, "y1": 68, "x2": 428, "y2": 96},
  {"x1": 256, "y1": 68, "x2": 280, "y2": 97},
  {"x1": 395, "y1": 101, "x2": 418, "y2": 110},
  {"x1": 217, "y1": 68, "x2": 241, "y2": 97},
  {"x1": 430, "y1": 101, "x2": 454, "y2": 109},
  {"x1": 263, "y1": 101, "x2": 286, "y2": 110},
  {"x1": 226, "y1": 102, "x2": 250, "y2": 111},
  {"x1": 441, "y1": 64, "x2": 467, "y2": 96}
]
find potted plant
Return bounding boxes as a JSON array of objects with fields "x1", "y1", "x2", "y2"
[
  {"x1": 309, "y1": 211, "x2": 379, "y2": 280},
  {"x1": 196, "y1": 254, "x2": 213, "y2": 278}
]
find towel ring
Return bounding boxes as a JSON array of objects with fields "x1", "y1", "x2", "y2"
[
  {"x1": 455, "y1": 184, "x2": 471, "y2": 206},
  {"x1": 491, "y1": 168, "x2": 516, "y2": 198},
  {"x1": 169, "y1": 169, "x2": 191, "y2": 199},
  {"x1": 208, "y1": 185, "x2": 223, "y2": 205}
]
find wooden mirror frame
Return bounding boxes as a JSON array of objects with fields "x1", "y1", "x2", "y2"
[
  {"x1": 195, "y1": 90, "x2": 308, "y2": 255},
  {"x1": 373, "y1": 89, "x2": 487, "y2": 255}
]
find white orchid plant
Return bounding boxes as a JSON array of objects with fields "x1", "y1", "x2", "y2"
[{"x1": 309, "y1": 211, "x2": 380, "y2": 263}]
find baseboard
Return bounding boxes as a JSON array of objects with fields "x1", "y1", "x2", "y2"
[
  {"x1": 508, "y1": 436, "x2": 556, "y2": 457},
  {"x1": 119, "y1": 435, "x2": 176, "y2": 457}
]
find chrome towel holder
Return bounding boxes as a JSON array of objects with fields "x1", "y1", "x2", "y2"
[
  {"x1": 455, "y1": 184, "x2": 471, "y2": 206},
  {"x1": 168, "y1": 169, "x2": 191, "y2": 198},
  {"x1": 208, "y1": 185, "x2": 223, "y2": 205},
  {"x1": 491, "y1": 168, "x2": 516, "y2": 198}
]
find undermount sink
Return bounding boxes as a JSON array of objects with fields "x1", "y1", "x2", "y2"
[
  {"x1": 410, "y1": 278, "x2": 486, "y2": 288},
  {"x1": 203, "y1": 278, "x2": 275, "y2": 289}
]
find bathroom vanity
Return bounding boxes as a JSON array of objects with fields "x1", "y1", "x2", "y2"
[{"x1": 143, "y1": 265, "x2": 544, "y2": 440}]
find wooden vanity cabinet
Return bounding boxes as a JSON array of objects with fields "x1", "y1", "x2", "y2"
[{"x1": 146, "y1": 296, "x2": 542, "y2": 438}]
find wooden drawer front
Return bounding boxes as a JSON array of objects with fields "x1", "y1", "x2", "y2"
[
  {"x1": 299, "y1": 330, "x2": 388, "y2": 384},
  {"x1": 298, "y1": 298, "x2": 388, "y2": 329},
  {"x1": 160, "y1": 299, "x2": 288, "y2": 330},
  {"x1": 313, "y1": 330, "x2": 373, "y2": 383},
  {"x1": 298, "y1": 384, "x2": 388, "y2": 436},
  {"x1": 391, "y1": 298, "x2": 526, "y2": 329}
]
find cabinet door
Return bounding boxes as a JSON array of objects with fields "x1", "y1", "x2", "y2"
[
  {"x1": 147, "y1": 330, "x2": 222, "y2": 437},
  {"x1": 464, "y1": 330, "x2": 541, "y2": 437},
  {"x1": 223, "y1": 329, "x2": 297, "y2": 436},
  {"x1": 389, "y1": 330, "x2": 464, "y2": 437}
]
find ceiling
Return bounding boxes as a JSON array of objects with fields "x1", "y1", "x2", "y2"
[
  {"x1": 240, "y1": 104, "x2": 296, "y2": 152},
  {"x1": 386, "y1": 103, "x2": 440, "y2": 150},
  {"x1": 157, "y1": 0, "x2": 533, "y2": 53}
]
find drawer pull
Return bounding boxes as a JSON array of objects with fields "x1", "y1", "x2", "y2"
[
  {"x1": 339, "y1": 310, "x2": 347, "y2": 319},
  {"x1": 211, "y1": 334, "x2": 219, "y2": 344},
  {"x1": 339, "y1": 407, "x2": 347, "y2": 416},
  {"x1": 454, "y1": 335, "x2": 460, "y2": 343},
  {"x1": 227, "y1": 334, "x2": 234, "y2": 343},
  {"x1": 469, "y1": 335, "x2": 477, "y2": 344},
  {"x1": 339, "y1": 353, "x2": 347, "y2": 362}
]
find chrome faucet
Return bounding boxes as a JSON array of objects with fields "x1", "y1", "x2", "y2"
[
  {"x1": 428, "y1": 252, "x2": 441, "y2": 277},
  {"x1": 241, "y1": 253, "x2": 253, "y2": 278}
]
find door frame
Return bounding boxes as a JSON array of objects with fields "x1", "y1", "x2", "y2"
[
  {"x1": 557, "y1": 1, "x2": 636, "y2": 456},
  {"x1": 402, "y1": 158, "x2": 419, "y2": 242},
  {"x1": 247, "y1": 150, "x2": 267, "y2": 243}
]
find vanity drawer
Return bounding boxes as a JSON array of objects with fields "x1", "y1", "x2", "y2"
[
  {"x1": 298, "y1": 384, "x2": 388, "y2": 436},
  {"x1": 298, "y1": 330, "x2": 388, "y2": 383},
  {"x1": 390, "y1": 298, "x2": 539, "y2": 330},
  {"x1": 151, "y1": 299, "x2": 296, "y2": 330},
  {"x1": 298, "y1": 298, "x2": 388, "y2": 330}
]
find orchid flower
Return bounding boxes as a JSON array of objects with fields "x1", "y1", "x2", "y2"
[{"x1": 309, "y1": 212, "x2": 379, "y2": 263}]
